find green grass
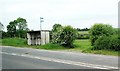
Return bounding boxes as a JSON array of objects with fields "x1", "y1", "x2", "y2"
[
  {"x1": 1, "y1": 38, "x2": 120, "y2": 56},
  {"x1": 2, "y1": 38, "x2": 28, "y2": 47},
  {"x1": 78, "y1": 31, "x2": 89, "y2": 34},
  {"x1": 33, "y1": 43, "x2": 67, "y2": 50},
  {"x1": 69, "y1": 40, "x2": 120, "y2": 56},
  {"x1": 1, "y1": 38, "x2": 66, "y2": 50},
  {"x1": 0, "y1": 39, "x2": 2, "y2": 45}
]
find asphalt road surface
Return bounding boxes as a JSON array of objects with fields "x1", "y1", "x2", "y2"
[{"x1": 0, "y1": 46, "x2": 119, "y2": 70}]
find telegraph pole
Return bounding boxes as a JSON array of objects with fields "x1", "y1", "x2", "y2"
[
  {"x1": 40, "y1": 17, "x2": 44, "y2": 45},
  {"x1": 40, "y1": 17, "x2": 44, "y2": 30}
]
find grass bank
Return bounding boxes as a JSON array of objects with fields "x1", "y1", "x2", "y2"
[
  {"x1": 71, "y1": 40, "x2": 120, "y2": 56},
  {"x1": 1, "y1": 38, "x2": 28, "y2": 47},
  {"x1": 1, "y1": 38, "x2": 120, "y2": 56},
  {"x1": 1, "y1": 38, "x2": 66, "y2": 50}
]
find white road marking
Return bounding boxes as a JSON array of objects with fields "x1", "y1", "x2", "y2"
[{"x1": 1, "y1": 52, "x2": 118, "y2": 69}]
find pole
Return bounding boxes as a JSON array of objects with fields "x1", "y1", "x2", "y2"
[
  {"x1": 40, "y1": 17, "x2": 44, "y2": 30},
  {"x1": 40, "y1": 17, "x2": 41, "y2": 30},
  {"x1": 40, "y1": 17, "x2": 44, "y2": 45}
]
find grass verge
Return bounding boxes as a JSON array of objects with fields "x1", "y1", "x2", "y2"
[
  {"x1": 1, "y1": 38, "x2": 67, "y2": 50},
  {"x1": 1, "y1": 38, "x2": 28, "y2": 47},
  {"x1": 1, "y1": 38, "x2": 120, "y2": 56},
  {"x1": 69, "y1": 39, "x2": 120, "y2": 56}
]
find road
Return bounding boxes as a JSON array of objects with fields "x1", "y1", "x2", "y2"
[{"x1": 0, "y1": 46, "x2": 119, "y2": 70}]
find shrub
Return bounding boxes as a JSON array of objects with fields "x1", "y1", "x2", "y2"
[
  {"x1": 52, "y1": 24, "x2": 62, "y2": 32},
  {"x1": 89, "y1": 23, "x2": 114, "y2": 45},
  {"x1": 109, "y1": 35, "x2": 120, "y2": 51},
  {"x1": 51, "y1": 24, "x2": 77, "y2": 48},
  {"x1": 59, "y1": 26, "x2": 77, "y2": 47},
  {"x1": 94, "y1": 35, "x2": 120, "y2": 51},
  {"x1": 93, "y1": 36, "x2": 110, "y2": 50},
  {"x1": 51, "y1": 24, "x2": 63, "y2": 44}
]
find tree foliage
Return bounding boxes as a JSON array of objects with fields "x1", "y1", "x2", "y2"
[
  {"x1": 89, "y1": 23, "x2": 114, "y2": 45},
  {"x1": 76, "y1": 28, "x2": 90, "y2": 31},
  {"x1": 7, "y1": 21, "x2": 17, "y2": 37},
  {"x1": 59, "y1": 26, "x2": 77, "y2": 47},
  {"x1": 51, "y1": 24, "x2": 63, "y2": 43},
  {"x1": 2, "y1": 31, "x2": 9, "y2": 39},
  {"x1": 0, "y1": 22, "x2": 4, "y2": 39},
  {"x1": 52, "y1": 24, "x2": 62, "y2": 32},
  {"x1": 16, "y1": 17, "x2": 27, "y2": 30},
  {"x1": 16, "y1": 17, "x2": 28, "y2": 38},
  {"x1": 0, "y1": 22, "x2": 4, "y2": 31},
  {"x1": 6, "y1": 17, "x2": 28, "y2": 38},
  {"x1": 51, "y1": 24, "x2": 77, "y2": 47}
]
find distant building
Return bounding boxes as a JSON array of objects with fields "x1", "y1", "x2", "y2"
[{"x1": 27, "y1": 30, "x2": 50, "y2": 45}]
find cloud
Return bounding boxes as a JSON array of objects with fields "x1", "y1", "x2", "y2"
[{"x1": 1, "y1": 0, "x2": 119, "y2": 31}]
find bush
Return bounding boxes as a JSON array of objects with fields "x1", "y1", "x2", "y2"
[
  {"x1": 93, "y1": 36, "x2": 110, "y2": 50},
  {"x1": 59, "y1": 26, "x2": 77, "y2": 47},
  {"x1": 51, "y1": 24, "x2": 77, "y2": 48},
  {"x1": 89, "y1": 23, "x2": 114, "y2": 45},
  {"x1": 94, "y1": 35, "x2": 120, "y2": 51},
  {"x1": 51, "y1": 24, "x2": 63, "y2": 44},
  {"x1": 109, "y1": 35, "x2": 120, "y2": 50}
]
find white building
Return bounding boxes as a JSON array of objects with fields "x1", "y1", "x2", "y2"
[{"x1": 27, "y1": 30, "x2": 50, "y2": 45}]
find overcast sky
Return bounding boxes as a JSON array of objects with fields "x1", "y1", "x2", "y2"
[{"x1": 0, "y1": 0, "x2": 119, "y2": 31}]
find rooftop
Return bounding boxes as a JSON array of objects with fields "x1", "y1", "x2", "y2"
[{"x1": 27, "y1": 30, "x2": 50, "y2": 33}]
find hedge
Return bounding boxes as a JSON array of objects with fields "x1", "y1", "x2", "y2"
[{"x1": 93, "y1": 35, "x2": 120, "y2": 51}]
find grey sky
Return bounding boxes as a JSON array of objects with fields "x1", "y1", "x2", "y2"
[{"x1": 1, "y1": 0, "x2": 119, "y2": 31}]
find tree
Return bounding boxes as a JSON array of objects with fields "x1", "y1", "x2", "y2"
[
  {"x1": 51, "y1": 24, "x2": 77, "y2": 47},
  {"x1": 16, "y1": 17, "x2": 27, "y2": 38},
  {"x1": 52, "y1": 24, "x2": 62, "y2": 32},
  {"x1": 2, "y1": 31, "x2": 8, "y2": 39},
  {"x1": 0, "y1": 22, "x2": 4, "y2": 31},
  {"x1": 89, "y1": 23, "x2": 114, "y2": 45},
  {"x1": 59, "y1": 26, "x2": 77, "y2": 47},
  {"x1": 7, "y1": 21, "x2": 17, "y2": 37},
  {"x1": 76, "y1": 28, "x2": 81, "y2": 31},
  {"x1": 6, "y1": 17, "x2": 28, "y2": 38},
  {"x1": 76, "y1": 28, "x2": 90, "y2": 31},
  {"x1": 16, "y1": 17, "x2": 27, "y2": 30},
  {"x1": 0, "y1": 22, "x2": 4, "y2": 39}
]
